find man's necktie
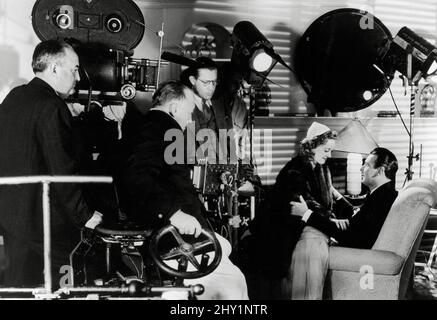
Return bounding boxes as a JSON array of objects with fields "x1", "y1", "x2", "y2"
[{"x1": 202, "y1": 99, "x2": 211, "y2": 120}]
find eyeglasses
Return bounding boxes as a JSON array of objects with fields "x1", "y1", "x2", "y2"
[{"x1": 198, "y1": 79, "x2": 219, "y2": 86}]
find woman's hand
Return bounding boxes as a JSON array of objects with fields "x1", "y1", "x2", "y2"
[{"x1": 330, "y1": 218, "x2": 350, "y2": 230}]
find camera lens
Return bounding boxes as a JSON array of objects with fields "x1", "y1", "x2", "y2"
[{"x1": 106, "y1": 14, "x2": 123, "y2": 33}]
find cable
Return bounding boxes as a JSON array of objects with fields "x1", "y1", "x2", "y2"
[
  {"x1": 80, "y1": 66, "x2": 93, "y2": 113},
  {"x1": 133, "y1": 19, "x2": 185, "y2": 52},
  {"x1": 388, "y1": 86, "x2": 411, "y2": 137}
]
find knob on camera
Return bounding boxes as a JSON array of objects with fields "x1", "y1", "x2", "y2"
[
  {"x1": 53, "y1": 5, "x2": 74, "y2": 30},
  {"x1": 120, "y1": 84, "x2": 136, "y2": 100},
  {"x1": 105, "y1": 14, "x2": 124, "y2": 33}
]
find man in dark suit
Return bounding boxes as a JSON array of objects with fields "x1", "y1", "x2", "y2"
[
  {"x1": 118, "y1": 80, "x2": 248, "y2": 299},
  {"x1": 289, "y1": 147, "x2": 398, "y2": 299},
  {"x1": 0, "y1": 40, "x2": 102, "y2": 287}
]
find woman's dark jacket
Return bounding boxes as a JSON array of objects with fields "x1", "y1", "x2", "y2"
[{"x1": 250, "y1": 156, "x2": 352, "y2": 277}]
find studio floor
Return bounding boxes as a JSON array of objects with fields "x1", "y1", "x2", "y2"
[
  {"x1": 413, "y1": 266, "x2": 437, "y2": 300},
  {"x1": 0, "y1": 236, "x2": 436, "y2": 300}
]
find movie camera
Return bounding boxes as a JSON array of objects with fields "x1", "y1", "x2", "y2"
[{"x1": 32, "y1": 0, "x2": 162, "y2": 103}]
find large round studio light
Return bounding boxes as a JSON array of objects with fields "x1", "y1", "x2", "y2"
[{"x1": 295, "y1": 8, "x2": 394, "y2": 114}]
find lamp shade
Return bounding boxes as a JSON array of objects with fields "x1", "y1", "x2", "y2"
[
  {"x1": 334, "y1": 119, "x2": 379, "y2": 155},
  {"x1": 347, "y1": 153, "x2": 362, "y2": 196}
]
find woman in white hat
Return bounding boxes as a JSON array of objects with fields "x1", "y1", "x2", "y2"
[{"x1": 249, "y1": 122, "x2": 353, "y2": 299}]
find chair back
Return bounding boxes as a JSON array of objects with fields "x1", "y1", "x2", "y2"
[{"x1": 372, "y1": 179, "x2": 437, "y2": 258}]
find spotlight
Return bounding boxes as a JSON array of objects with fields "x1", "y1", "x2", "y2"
[
  {"x1": 231, "y1": 21, "x2": 295, "y2": 88},
  {"x1": 251, "y1": 49, "x2": 273, "y2": 73},
  {"x1": 231, "y1": 21, "x2": 293, "y2": 166},
  {"x1": 231, "y1": 21, "x2": 277, "y2": 87},
  {"x1": 380, "y1": 27, "x2": 437, "y2": 84},
  {"x1": 377, "y1": 26, "x2": 437, "y2": 180}
]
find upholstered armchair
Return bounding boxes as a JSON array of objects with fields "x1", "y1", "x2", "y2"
[{"x1": 325, "y1": 178, "x2": 437, "y2": 300}]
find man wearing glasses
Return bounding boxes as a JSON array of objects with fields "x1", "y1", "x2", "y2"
[{"x1": 185, "y1": 57, "x2": 248, "y2": 164}]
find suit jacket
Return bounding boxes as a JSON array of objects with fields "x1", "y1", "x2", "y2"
[
  {"x1": 118, "y1": 110, "x2": 208, "y2": 229},
  {"x1": 307, "y1": 181, "x2": 398, "y2": 249},
  {"x1": 0, "y1": 77, "x2": 93, "y2": 247},
  {"x1": 190, "y1": 94, "x2": 248, "y2": 164},
  {"x1": 191, "y1": 94, "x2": 247, "y2": 133}
]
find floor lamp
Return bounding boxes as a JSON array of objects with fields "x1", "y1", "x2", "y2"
[{"x1": 334, "y1": 118, "x2": 379, "y2": 197}]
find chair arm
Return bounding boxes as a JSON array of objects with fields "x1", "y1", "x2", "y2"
[{"x1": 329, "y1": 246, "x2": 404, "y2": 275}]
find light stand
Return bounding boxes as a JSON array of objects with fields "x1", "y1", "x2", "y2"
[
  {"x1": 156, "y1": 22, "x2": 165, "y2": 87},
  {"x1": 231, "y1": 21, "x2": 294, "y2": 168},
  {"x1": 405, "y1": 45, "x2": 420, "y2": 183},
  {"x1": 248, "y1": 86, "x2": 256, "y2": 167},
  {"x1": 379, "y1": 27, "x2": 437, "y2": 183}
]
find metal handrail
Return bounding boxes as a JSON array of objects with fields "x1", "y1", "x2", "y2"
[{"x1": 0, "y1": 175, "x2": 112, "y2": 299}]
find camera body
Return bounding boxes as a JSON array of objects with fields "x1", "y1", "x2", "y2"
[{"x1": 32, "y1": 0, "x2": 159, "y2": 101}]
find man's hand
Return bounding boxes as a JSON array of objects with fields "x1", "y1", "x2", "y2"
[
  {"x1": 169, "y1": 210, "x2": 202, "y2": 238},
  {"x1": 330, "y1": 218, "x2": 350, "y2": 230},
  {"x1": 66, "y1": 102, "x2": 85, "y2": 117},
  {"x1": 290, "y1": 195, "x2": 309, "y2": 217},
  {"x1": 84, "y1": 211, "x2": 103, "y2": 229}
]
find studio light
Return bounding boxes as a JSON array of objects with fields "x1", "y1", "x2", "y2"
[
  {"x1": 380, "y1": 27, "x2": 437, "y2": 84},
  {"x1": 230, "y1": 21, "x2": 293, "y2": 165},
  {"x1": 251, "y1": 49, "x2": 273, "y2": 73},
  {"x1": 231, "y1": 21, "x2": 290, "y2": 87},
  {"x1": 378, "y1": 26, "x2": 437, "y2": 180}
]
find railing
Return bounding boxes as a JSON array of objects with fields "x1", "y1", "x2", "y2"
[{"x1": 0, "y1": 175, "x2": 113, "y2": 299}]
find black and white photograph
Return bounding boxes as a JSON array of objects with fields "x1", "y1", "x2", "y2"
[{"x1": 0, "y1": 0, "x2": 436, "y2": 311}]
